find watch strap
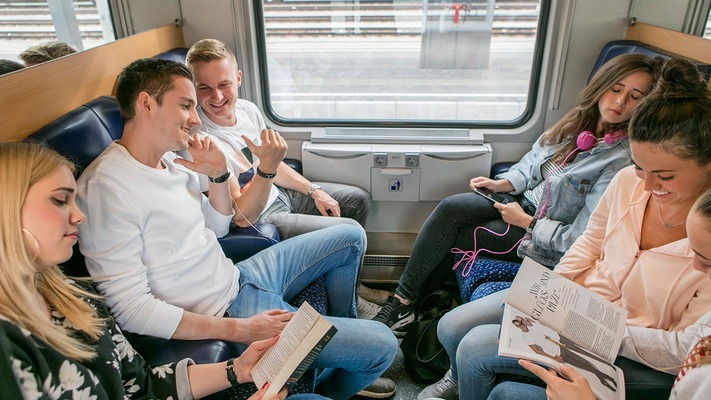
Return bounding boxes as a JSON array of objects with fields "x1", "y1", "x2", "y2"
[
  {"x1": 526, "y1": 216, "x2": 538, "y2": 234},
  {"x1": 208, "y1": 170, "x2": 231, "y2": 184},
  {"x1": 256, "y1": 167, "x2": 277, "y2": 179},
  {"x1": 225, "y1": 357, "x2": 239, "y2": 387}
]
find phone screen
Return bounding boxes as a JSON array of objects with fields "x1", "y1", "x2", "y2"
[{"x1": 473, "y1": 187, "x2": 509, "y2": 204}]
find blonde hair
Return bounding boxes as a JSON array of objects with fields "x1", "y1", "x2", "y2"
[
  {"x1": 186, "y1": 38, "x2": 239, "y2": 72},
  {"x1": 0, "y1": 142, "x2": 103, "y2": 360}
]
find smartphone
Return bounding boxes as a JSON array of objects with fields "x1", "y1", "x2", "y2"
[{"x1": 473, "y1": 187, "x2": 509, "y2": 204}]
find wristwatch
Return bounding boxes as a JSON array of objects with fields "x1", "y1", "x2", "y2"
[
  {"x1": 225, "y1": 357, "x2": 239, "y2": 387},
  {"x1": 208, "y1": 170, "x2": 231, "y2": 184},
  {"x1": 256, "y1": 167, "x2": 277, "y2": 179},
  {"x1": 307, "y1": 183, "x2": 322, "y2": 198},
  {"x1": 526, "y1": 216, "x2": 538, "y2": 234}
]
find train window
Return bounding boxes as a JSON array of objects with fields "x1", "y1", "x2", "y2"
[
  {"x1": 256, "y1": 0, "x2": 548, "y2": 127},
  {"x1": 0, "y1": 0, "x2": 115, "y2": 63}
]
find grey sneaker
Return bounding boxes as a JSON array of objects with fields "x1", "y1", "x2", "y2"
[
  {"x1": 372, "y1": 295, "x2": 415, "y2": 337},
  {"x1": 417, "y1": 369, "x2": 458, "y2": 400},
  {"x1": 358, "y1": 284, "x2": 391, "y2": 305},
  {"x1": 357, "y1": 295, "x2": 382, "y2": 320},
  {"x1": 356, "y1": 377, "x2": 396, "y2": 398}
]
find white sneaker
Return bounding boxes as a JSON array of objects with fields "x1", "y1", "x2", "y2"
[
  {"x1": 358, "y1": 284, "x2": 391, "y2": 305},
  {"x1": 357, "y1": 295, "x2": 382, "y2": 320},
  {"x1": 417, "y1": 369, "x2": 458, "y2": 400}
]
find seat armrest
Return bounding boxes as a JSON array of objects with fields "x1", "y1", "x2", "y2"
[
  {"x1": 218, "y1": 223, "x2": 280, "y2": 263},
  {"x1": 490, "y1": 162, "x2": 516, "y2": 179},
  {"x1": 283, "y1": 158, "x2": 303, "y2": 175},
  {"x1": 124, "y1": 332, "x2": 237, "y2": 365}
]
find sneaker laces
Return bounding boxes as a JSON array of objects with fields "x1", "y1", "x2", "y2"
[{"x1": 436, "y1": 370, "x2": 456, "y2": 391}]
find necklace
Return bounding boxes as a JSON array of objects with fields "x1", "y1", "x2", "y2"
[{"x1": 657, "y1": 203, "x2": 686, "y2": 230}]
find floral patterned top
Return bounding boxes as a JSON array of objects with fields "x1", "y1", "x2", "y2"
[{"x1": 0, "y1": 281, "x2": 194, "y2": 400}]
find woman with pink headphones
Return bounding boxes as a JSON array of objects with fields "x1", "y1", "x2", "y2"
[{"x1": 373, "y1": 53, "x2": 662, "y2": 341}]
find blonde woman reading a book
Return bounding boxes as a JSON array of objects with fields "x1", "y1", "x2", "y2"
[{"x1": 0, "y1": 142, "x2": 293, "y2": 400}]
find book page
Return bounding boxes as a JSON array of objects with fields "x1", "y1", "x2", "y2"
[
  {"x1": 499, "y1": 304, "x2": 625, "y2": 400},
  {"x1": 504, "y1": 258, "x2": 627, "y2": 362}
]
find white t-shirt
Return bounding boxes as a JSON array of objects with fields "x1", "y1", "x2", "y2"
[
  {"x1": 77, "y1": 142, "x2": 239, "y2": 339},
  {"x1": 196, "y1": 100, "x2": 280, "y2": 211}
]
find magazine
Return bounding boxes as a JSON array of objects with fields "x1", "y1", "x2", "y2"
[
  {"x1": 498, "y1": 258, "x2": 628, "y2": 400},
  {"x1": 251, "y1": 301, "x2": 337, "y2": 398}
]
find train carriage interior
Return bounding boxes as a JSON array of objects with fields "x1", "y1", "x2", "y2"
[{"x1": 3, "y1": 0, "x2": 711, "y2": 399}]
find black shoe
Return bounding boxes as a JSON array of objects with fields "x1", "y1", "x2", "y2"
[
  {"x1": 373, "y1": 296, "x2": 415, "y2": 337},
  {"x1": 356, "y1": 377, "x2": 396, "y2": 398}
]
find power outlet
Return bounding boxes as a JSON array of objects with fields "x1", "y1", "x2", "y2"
[
  {"x1": 374, "y1": 153, "x2": 388, "y2": 166},
  {"x1": 405, "y1": 153, "x2": 419, "y2": 167}
]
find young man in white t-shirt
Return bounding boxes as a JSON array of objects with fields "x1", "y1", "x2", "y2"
[{"x1": 184, "y1": 40, "x2": 392, "y2": 330}]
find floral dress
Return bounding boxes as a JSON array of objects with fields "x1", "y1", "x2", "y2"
[{"x1": 0, "y1": 281, "x2": 190, "y2": 400}]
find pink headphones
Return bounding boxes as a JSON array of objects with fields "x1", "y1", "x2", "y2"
[{"x1": 576, "y1": 130, "x2": 627, "y2": 152}]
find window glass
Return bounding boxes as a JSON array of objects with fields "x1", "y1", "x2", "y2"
[
  {"x1": 705, "y1": 8, "x2": 711, "y2": 39},
  {"x1": 259, "y1": 0, "x2": 545, "y2": 125},
  {"x1": 0, "y1": 0, "x2": 115, "y2": 65}
]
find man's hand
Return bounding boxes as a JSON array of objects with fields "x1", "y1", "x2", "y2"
[
  {"x1": 174, "y1": 133, "x2": 228, "y2": 178},
  {"x1": 243, "y1": 129, "x2": 287, "y2": 174},
  {"x1": 519, "y1": 360, "x2": 596, "y2": 400},
  {"x1": 494, "y1": 201, "x2": 533, "y2": 229},
  {"x1": 470, "y1": 177, "x2": 514, "y2": 193},
  {"x1": 236, "y1": 309, "x2": 293, "y2": 344},
  {"x1": 311, "y1": 189, "x2": 341, "y2": 217},
  {"x1": 233, "y1": 334, "x2": 280, "y2": 383}
]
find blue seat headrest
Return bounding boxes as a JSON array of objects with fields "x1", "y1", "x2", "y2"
[
  {"x1": 589, "y1": 40, "x2": 711, "y2": 82},
  {"x1": 25, "y1": 96, "x2": 123, "y2": 175}
]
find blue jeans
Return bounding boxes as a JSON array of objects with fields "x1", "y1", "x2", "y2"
[
  {"x1": 225, "y1": 225, "x2": 398, "y2": 398},
  {"x1": 438, "y1": 289, "x2": 539, "y2": 400},
  {"x1": 488, "y1": 382, "x2": 546, "y2": 400},
  {"x1": 396, "y1": 192, "x2": 526, "y2": 304},
  {"x1": 259, "y1": 182, "x2": 370, "y2": 239}
]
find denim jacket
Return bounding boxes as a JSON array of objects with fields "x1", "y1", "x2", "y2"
[{"x1": 496, "y1": 136, "x2": 632, "y2": 267}]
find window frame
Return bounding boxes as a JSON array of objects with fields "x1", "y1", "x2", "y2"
[{"x1": 252, "y1": 0, "x2": 552, "y2": 130}]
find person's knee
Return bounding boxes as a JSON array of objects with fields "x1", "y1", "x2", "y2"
[{"x1": 367, "y1": 321, "x2": 399, "y2": 368}]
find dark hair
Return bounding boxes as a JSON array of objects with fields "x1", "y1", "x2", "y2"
[
  {"x1": 115, "y1": 58, "x2": 193, "y2": 123},
  {"x1": 629, "y1": 58, "x2": 711, "y2": 164},
  {"x1": 0, "y1": 59, "x2": 24, "y2": 75},
  {"x1": 19, "y1": 40, "x2": 77, "y2": 66},
  {"x1": 541, "y1": 53, "x2": 663, "y2": 160}
]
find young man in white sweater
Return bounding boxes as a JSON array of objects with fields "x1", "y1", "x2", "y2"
[{"x1": 77, "y1": 58, "x2": 397, "y2": 398}]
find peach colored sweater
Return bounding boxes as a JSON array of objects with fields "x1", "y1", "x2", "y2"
[{"x1": 554, "y1": 166, "x2": 711, "y2": 331}]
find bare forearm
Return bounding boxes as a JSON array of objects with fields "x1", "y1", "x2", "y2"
[
  {"x1": 187, "y1": 361, "x2": 233, "y2": 398},
  {"x1": 273, "y1": 162, "x2": 310, "y2": 194},
  {"x1": 207, "y1": 174, "x2": 234, "y2": 216},
  {"x1": 171, "y1": 310, "x2": 250, "y2": 343},
  {"x1": 230, "y1": 177, "x2": 274, "y2": 225}
]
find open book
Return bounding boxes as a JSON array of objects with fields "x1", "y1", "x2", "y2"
[
  {"x1": 251, "y1": 301, "x2": 337, "y2": 397},
  {"x1": 499, "y1": 258, "x2": 628, "y2": 400}
]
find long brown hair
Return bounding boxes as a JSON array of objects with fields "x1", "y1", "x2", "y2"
[
  {"x1": 0, "y1": 142, "x2": 103, "y2": 361},
  {"x1": 541, "y1": 53, "x2": 662, "y2": 160}
]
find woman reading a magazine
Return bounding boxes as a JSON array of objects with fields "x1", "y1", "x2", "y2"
[
  {"x1": 374, "y1": 53, "x2": 662, "y2": 337},
  {"x1": 421, "y1": 58, "x2": 711, "y2": 400},
  {"x1": 0, "y1": 142, "x2": 292, "y2": 400},
  {"x1": 515, "y1": 188, "x2": 711, "y2": 400}
]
